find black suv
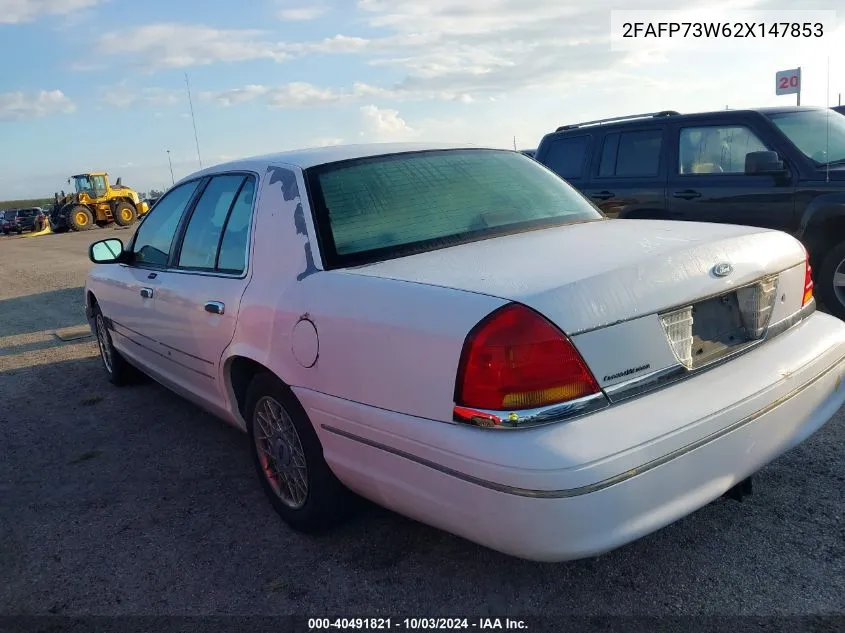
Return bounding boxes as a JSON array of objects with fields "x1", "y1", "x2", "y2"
[
  {"x1": 1, "y1": 208, "x2": 44, "y2": 235},
  {"x1": 535, "y1": 106, "x2": 845, "y2": 319}
]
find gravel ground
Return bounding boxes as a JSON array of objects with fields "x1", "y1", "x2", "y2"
[{"x1": 0, "y1": 228, "x2": 843, "y2": 618}]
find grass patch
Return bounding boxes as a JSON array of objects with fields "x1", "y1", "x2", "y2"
[{"x1": 80, "y1": 395, "x2": 103, "y2": 406}]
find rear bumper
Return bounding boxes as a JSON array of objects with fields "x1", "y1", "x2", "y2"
[{"x1": 298, "y1": 311, "x2": 845, "y2": 561}]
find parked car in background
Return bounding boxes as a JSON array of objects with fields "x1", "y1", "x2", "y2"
[
  {"x1": 0, "y1": 210, "x2": 15, "y2": 234},
  {"x1": 535, "y1": 106, "x2": 845, "y2": 320},
  {"x1": 84, "y1": 143, "x2": 845, "y2": 562},
  {"x1": 1, "y1": 207, "x2": 44, "y2": 234}
]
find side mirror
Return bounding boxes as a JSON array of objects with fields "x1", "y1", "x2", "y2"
[
  {"x1": 745, "y1": 150, "x2": 786, "y2": 175},
  {"x1": 89, "y1": 238, "x2": 124, "y2": 264}
]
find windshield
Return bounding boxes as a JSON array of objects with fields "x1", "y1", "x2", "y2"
[
  {"x1": 768, "y1": 109, "x2": 845, "y2": 166},
  {"x1": 73, "y1": 175, "x2": 94, "y2": 194},
  {"x1": 305, "y1": 149, "x2": 602, "y2": 268}
]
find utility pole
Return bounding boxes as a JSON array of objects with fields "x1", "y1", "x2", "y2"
[
  {"x1": 166, "y1": 150, "x2": 175, "y2": 185},
  {"x1": 185, "y1": 73, "x2": 203, "y2": 169}
]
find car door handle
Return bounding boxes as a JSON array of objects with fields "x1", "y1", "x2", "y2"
[
  {"x1": 204, "y1": 301, "x2": 225, "y2": 315},
  {"x1": 590, "y1": 191, "x2": 615, "y2": 201},
  {"x1": 672, "y1": 189, "x2": 702, "y2": 200},
  {"x1": 140, "y1": 287, "x2": 154, "y2": 299}
]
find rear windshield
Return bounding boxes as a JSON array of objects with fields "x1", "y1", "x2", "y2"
[{"x1": 304, "y1": 149, "x2": 602, "y2": 268}]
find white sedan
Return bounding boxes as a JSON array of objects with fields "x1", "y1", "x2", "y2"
[{"x1": 84, "y1": 143, "x2": 845, "y2": 562}]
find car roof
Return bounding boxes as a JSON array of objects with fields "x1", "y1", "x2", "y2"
[
  {"x1": 177, "y1": 142, "x2": 485, "y2": 184},
  {"x1": 551, "y1": 105, "x2": 830, "y2": 134}
]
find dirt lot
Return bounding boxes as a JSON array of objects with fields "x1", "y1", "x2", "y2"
[{"x1": 1, "y1": 228, "x2": 844, "y2": 617}]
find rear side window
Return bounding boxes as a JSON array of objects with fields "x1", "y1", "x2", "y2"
[
  {"x1": 541, "y1": 136, "x2": 591, "y2": 180},
  {"x1": 216, "y1": 176, "x2": 256, "y2": 274},
  {"x1": 177, "y1": 175, "x2": 245, "y2": 270},
  {"x1": 598, "y1": 129, "x2": 663, "y2": 177}
]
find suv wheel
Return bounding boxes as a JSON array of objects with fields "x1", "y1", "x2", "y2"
[{"x1": 816, "y1": 241, "x2": 845, "y2": 320}]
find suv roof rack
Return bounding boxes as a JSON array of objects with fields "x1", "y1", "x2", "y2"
[{"x1": 555, "y1": 110, "x2": 680, "y2": 132}]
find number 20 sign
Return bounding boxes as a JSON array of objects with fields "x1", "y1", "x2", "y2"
[{"x1": 776, "y1": 68, "x2": 801, "y2": 96}]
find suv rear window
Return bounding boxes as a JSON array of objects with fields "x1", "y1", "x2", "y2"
[
  {"x1": 598, "y1": 130, "x2": 663, "y2": 177},
  {"x1": 540, "y1": 135, "x2": 590, "y2": 180},
  {"x1": 306, "y1": 149, "x2": 603, "y2": 268}
]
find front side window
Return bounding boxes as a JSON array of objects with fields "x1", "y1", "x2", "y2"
[
  {"x1": 768, "y1": 109, "x2": 845, "y2": 167},
  {"x1": 132, "y1": 180, "x2": 200, "y2": 267},
  {"x1": 305, "y1": 149, "x2": 603, "y2": 268},
  {"x1": 177, "y1": 174, "x2": 246, "y2": 270},
  {"x1": 679, "y1": 126, "x2": 769, "y2": 174}
]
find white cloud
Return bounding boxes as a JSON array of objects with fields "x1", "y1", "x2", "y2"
[
  {"x1": 277, "y1": 6, "x2": 326, "y2": 21},
  {"x1": 199, "y1": 84, "x2": 270, "y2": 107},
  {"x1": 359, "y1": 105, "x2": 419, "y2": 141},
  {"x1": 0, "y1": 90, "x2": 76, "y2": 120},
  {"x1": 267, "y1": 83, "x2": 342, "y2": 107},
  {"x1": 94, "y1": 24, "x2": 290, "y2": 70},
  {"x1": 99, "y1": 84, "x2": 182, "y2": 108},
  {"x1": 0, "y1": 0, "x2": 105, "y2": 24},
  {"x1": 199, "y1": 82, "x2": 343, "y2": 108}
]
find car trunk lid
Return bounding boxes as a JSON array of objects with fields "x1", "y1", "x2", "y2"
[{"x1": 343, "y1": 219, "x2": 805, "y2": 334}]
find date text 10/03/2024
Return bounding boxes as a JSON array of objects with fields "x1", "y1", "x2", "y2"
[{"x1": 307, "y1": 618, "x2": 528, "y2": 630}]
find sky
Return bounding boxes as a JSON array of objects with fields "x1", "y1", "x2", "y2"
[{"x1": 1, "y1": 0, "x2": 844, "y2": 198}]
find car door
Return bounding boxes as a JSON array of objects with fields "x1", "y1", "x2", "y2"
[
  {"x1": 584, "y1": 127, "x2": 668, "y2": 219},
  {"x1": 144, "y1": 173, "x2": 257, "y2": 410},
  {"x1": 666, "y1": 122, "x2": 796, "y2": 232},
  {"x1": 95, "y1": 179, "x2": 203, "y2": 373}
]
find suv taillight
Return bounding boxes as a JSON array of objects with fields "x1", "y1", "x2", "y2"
[
  {"x1": 453, "y1": 304, "x2": 599, "y2": 422},
  {"x1": 803, "y1": 252, "x2": 814, "y2": 306}
]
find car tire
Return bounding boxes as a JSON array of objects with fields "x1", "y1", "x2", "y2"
[
  {"x1": 245, "y1": 371, "x2": 353, "y2": 533},
  {"x1": 92, "y1": 303, "x2": 134, "y2": 386},
  {"x1": 816, "y1": 241, "x2": 845, "y2": 321},
  {"x1": 68, "y1": 205, "x2": 94, "y2": 231},
  {"x1": 113, "y1": 202, "x2": 137, "y2": 227}
]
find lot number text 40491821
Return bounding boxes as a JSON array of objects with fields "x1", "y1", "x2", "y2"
[{"x1": 307, "y1": 618, "x2": 528, "y2": 630}]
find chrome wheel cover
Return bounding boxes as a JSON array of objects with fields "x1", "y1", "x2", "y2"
[{"x1": 253, "y1": 396, "x2": 308, "y2": 509}]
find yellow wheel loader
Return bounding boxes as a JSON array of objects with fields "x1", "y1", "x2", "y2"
[{"x1": 49, "y1": 172, "x2": 150, "y2": 233}]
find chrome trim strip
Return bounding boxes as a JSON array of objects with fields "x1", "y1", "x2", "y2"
[
  {"x1": 322, "y1": 348, "x2": 845, "y2": 499},
  {"x1": 605, "y1": 299, "x2": 817, "y2": 404},
  {"x1": 452, "y1": 392, "x2": 609, "y2": 430}
]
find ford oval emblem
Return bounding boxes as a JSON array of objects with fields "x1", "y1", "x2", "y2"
[{"x1": 712, "y1": 262, "x2": 733, "y2": 278}]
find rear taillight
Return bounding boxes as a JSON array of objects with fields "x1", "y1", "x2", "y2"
[
  {"x1": 453, "y1": 304, "x2": 600, "y2": 420},
  {"x1": 803, "y1": 251, "x2": 814, "y2": 306}
]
